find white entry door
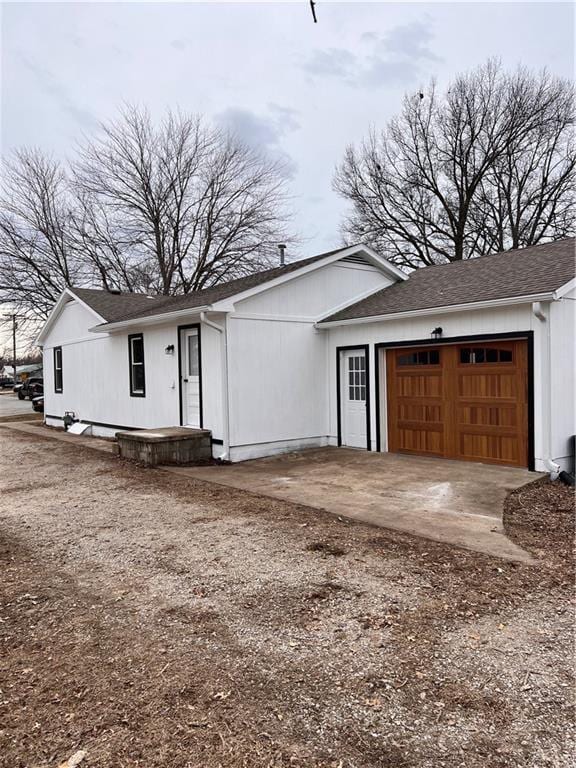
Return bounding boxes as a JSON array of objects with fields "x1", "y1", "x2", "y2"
[
  {"x1": 182, "y1": 328, "x2": 201, "y2": 427},
  {"x1": 341, "y1": 350, "x2": 367, "y2": 449}
]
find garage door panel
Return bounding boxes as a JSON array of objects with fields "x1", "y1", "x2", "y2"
[
  {"x1": 457, "y1": 404, "x2": 519, "y2": 428},
  {"x1": 398, "y1": 428, "x2": 443, "y2": 456},
  {"x1": 397, "y1": 373, "x2": 443, "y2": 398},
  {"x1": 458, "y1": 372, "x2": 518, "y2": 399},
  {"x1": 459, "y1": 433, "x2": 523, "y2": 465},
  {"x1": 387, "y1": 340, "x2": 528, "y2": 468},
  {"x1": 398, "y1": 402, "x2": 443, "y2": 423}
]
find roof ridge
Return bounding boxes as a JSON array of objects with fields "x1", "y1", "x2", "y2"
[
  {"x1": 79, "y1": 245, "x2": 365, "y2": 325},
  {"x1": 71, "y1": 247, "x2": 354, "y2": 302},
  {"x1": 417, "y1": 237, "x2": 575, "y2": 273}
]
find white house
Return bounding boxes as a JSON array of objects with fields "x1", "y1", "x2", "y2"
[{"x1": 37, "y1": 238, "x2": 576, "y2": 472}]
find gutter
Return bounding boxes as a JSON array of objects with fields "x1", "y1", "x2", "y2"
[
  {"x1": 200, "y1": 311, "x2": 230, "y2": 462},
  {"x1": 532, "y1": 301, "x2": 561, "y2": 480},
  {"x1": 89, "y1": 305, "x2": 211, "y2": 333},
  {"x1": 315, "y1": 292, "x2": 557, "y2": 329}
]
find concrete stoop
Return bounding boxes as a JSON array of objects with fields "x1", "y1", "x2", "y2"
[{"x1": 116, "y1": 427, "x2": 212, "y2": 466}]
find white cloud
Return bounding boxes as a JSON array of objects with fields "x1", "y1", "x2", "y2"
[
  {"x1": 304, "y1": 20, "x2": 441, "y2": 89},
  {"x1": 215, "y1": 106, "x2": 300, "y2": 178}
]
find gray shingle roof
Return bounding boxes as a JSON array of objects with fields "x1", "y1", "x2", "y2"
[
  {"x1": 320, "y1": 238, "x2": 576, "y2": 324},
  {"x1": 70, "y1": 246, "x2": 352, "y2": 325},
  {"x1": 70, "y1": 288, "x2": 169, "y2": 323}
]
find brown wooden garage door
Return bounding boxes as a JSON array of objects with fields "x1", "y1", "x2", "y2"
[{"x1": 386, "y1": 340, "x2": 529, "y2": 467}]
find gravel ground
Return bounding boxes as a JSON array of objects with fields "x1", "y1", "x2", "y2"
[{"x1": 0, "y1": 427, "x2": 574, "y2": 768}]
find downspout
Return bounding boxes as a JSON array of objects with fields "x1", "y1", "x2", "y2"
[
  {"x1": 200, "y1": 311, "x2": 230, "y2": 461},
  {"x1": 532, "y1": 301, "x2": 560, "y2": 479}
]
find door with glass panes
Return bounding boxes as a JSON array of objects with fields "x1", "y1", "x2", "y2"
[
  {"x1": 181, "y1": 327, "x2": 201, "y2": 427},
  {"x1": 341, "y1": 349, "x2": 368, "y2": 448}
]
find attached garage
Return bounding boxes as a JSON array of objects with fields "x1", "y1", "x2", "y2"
[
  {"x1": 321, "y1": 238, "x2": 575, "y2": 474},
  {"x1": 385, "y1": 339, "x2": 529, "y2": 467}
]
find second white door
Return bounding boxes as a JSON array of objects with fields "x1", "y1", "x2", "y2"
[
  {"x1": 341, "y1": 350, "x2": 367, "y2": 449},
  {"x1": 182, "y1": 328, "x2": 201, "y2": 427}
]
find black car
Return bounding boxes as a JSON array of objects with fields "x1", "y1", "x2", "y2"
[
  {"x1": 17, "y1": 377, "x2": 43, "y2": 400},
  {"x1": 32, "y1": 395, "x2": 44, "y2": 413},
  {"x1": 29, "y1": 380, "x2": 43, "y2": 400},
  {"x1": 0, "y1": 377, "x2": 14, "y2": 389}
]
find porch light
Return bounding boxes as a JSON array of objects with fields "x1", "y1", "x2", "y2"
[
  {"x1": 165, "y1": 344, "x2": 175, "y2": 355},
  {"x1": 431, "y1": 327, "x2": 443, "y2": 339}
]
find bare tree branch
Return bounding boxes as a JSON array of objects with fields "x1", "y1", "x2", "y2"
[{"x1": 335, "y1": 60, "x2": 575, "y2": 269}]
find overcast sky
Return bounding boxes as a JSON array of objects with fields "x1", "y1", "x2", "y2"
[{"x1": 1, "y1": 0, "x2": 574, "y2": 260}]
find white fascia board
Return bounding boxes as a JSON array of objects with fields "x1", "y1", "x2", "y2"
[
  {"x1": 554, "y1": 277, "x2": 576, "y2": 299},
  {"x1": 89, "y1": 304, "x2": 211, "y2": 333},
  {"x1": 36, "y1": 287, "x2": 106, "y2": 346},
  {"x1": 210, "y1": 245, "x2": 406, "y2": 312},
  {"x1": 315, "y1": 292, "x2": 556, "y2": 328},
  {"x1": 352, "y1": 245, "x2": 408, "y2": 281},
  {"x1": 66, "y1": 288, "x2": 108, "y2": 324}
]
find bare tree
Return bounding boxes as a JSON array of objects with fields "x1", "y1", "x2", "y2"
[
  {"x1": 73, "y1": 107, "x2": 291, "y2": 295},
  {"x1": 334, "y1": 61, "x2": 575, "y2": 269},
  {"x1": 0, "y1": 108, "x2": 292, "y2": 327},
  {"x1": 0, "y1": 149, "x2": 81, "y2": 321}
]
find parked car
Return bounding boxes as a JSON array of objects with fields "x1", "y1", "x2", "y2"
[
  {"x1": 17, "y1": 377, "x2": 43, "y2": 400},
  {"x1": 29, "y1": 381, "x2": 43, "y2": 400},
  {"x1": 0, "y1": 377, "x2": 14, "y2": 389},
  {"x1": 32, "y1": 395, "x2": 44, "y2": 413}
]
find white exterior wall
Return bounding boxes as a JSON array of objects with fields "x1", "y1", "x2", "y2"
[
  {"x1": 225, "y1": 260, "x2": 393, "y2": 460},
  {"x1": 324, "y1": 302, "x2": 574, "y2": 472},
  {"x1": 234, "y1": 261, "x2": 393, "y2": 318},
  {"x1": 549, "y1": 290, "x2": 576, "y2": 469},
  {"x1": 226, "y1": 317, "x2": 328, "y2": 461},
  {"x1": 43, "y1": 300, "x2": 224, "y2": 445}
]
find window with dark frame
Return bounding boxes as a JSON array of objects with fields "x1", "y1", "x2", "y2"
[
  {"x1": 348, "y1": 355, "x2": 366, "y2": 401},
  {"x1": 129, "y1": 334, "x2": 145, "y2": 396},
  {"x1": 397, "y1": 349, "x2": 440, "y2": 366},
  {"x1": 54, "y1": 346, "x2": 63, "y2": 393},
  {"x1": 460, "y1": 347, "x2": 514, "y2": 364}
]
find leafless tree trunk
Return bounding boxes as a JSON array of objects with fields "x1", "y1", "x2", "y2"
[{"x1": 334, "y1": 61, "x2": 575, "y2": 269}]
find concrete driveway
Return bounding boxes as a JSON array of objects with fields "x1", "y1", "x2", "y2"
[{"x1": 178, "y1": 448, "x2": 540, "y2": 562}]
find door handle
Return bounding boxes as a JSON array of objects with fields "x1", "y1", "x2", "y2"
[{"x1": 183, "y1": 378, "x2": 188, "y2": 382}]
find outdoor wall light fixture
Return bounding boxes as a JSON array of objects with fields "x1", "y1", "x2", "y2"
[
  {"x1": 431, "y1": 327, "x2": 443, "y2": 339},
  {"x1": 165, "y1": 344, "x2": 175, "y2": 355}
]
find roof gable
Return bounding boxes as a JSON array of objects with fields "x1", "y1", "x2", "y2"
[
  {"x1": 35, "y1": 288, "x2": 107, "y2": 345},
  {"x1": 319, "y1": 238, "x2": 576, "y2": 324},
  {"x1": 67, "y1": 245, "x2": 404, "y2": 331}
]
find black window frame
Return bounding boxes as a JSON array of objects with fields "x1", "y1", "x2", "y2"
[
  {"x1": 53, "y1": 346, "x2": 63, "y2": 393},
  {"x1": 128, "y1": 333, "x2": 146, "y2": 397},
  {"x1": 397, "y1": 349, "x2": 440, "y2": 366}
]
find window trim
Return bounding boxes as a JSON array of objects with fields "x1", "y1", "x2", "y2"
[
  {"x1": 53, "y1": 346, "x2": 63, "y2": 393},
  {"x1": 397, "y1": 348, "x2": 441, "y2": 367},
  {"x1": 459, "y1": 346, "x2": 514, "y2": 365},
  {"x1": 128, "y1": 333, "x2": 146, "y2": 398}
]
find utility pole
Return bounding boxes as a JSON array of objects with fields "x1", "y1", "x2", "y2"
[
  {"x1": 2, "y1": 313, "x2": 18, "y2": 384},
  {"x1": 11, "y1": 314, "x2": 17, "y2": 385}
]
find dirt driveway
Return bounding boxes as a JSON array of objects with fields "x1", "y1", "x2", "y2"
[{"x1": 0, "y1": 427, "x2": 573, "y2": 768}]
